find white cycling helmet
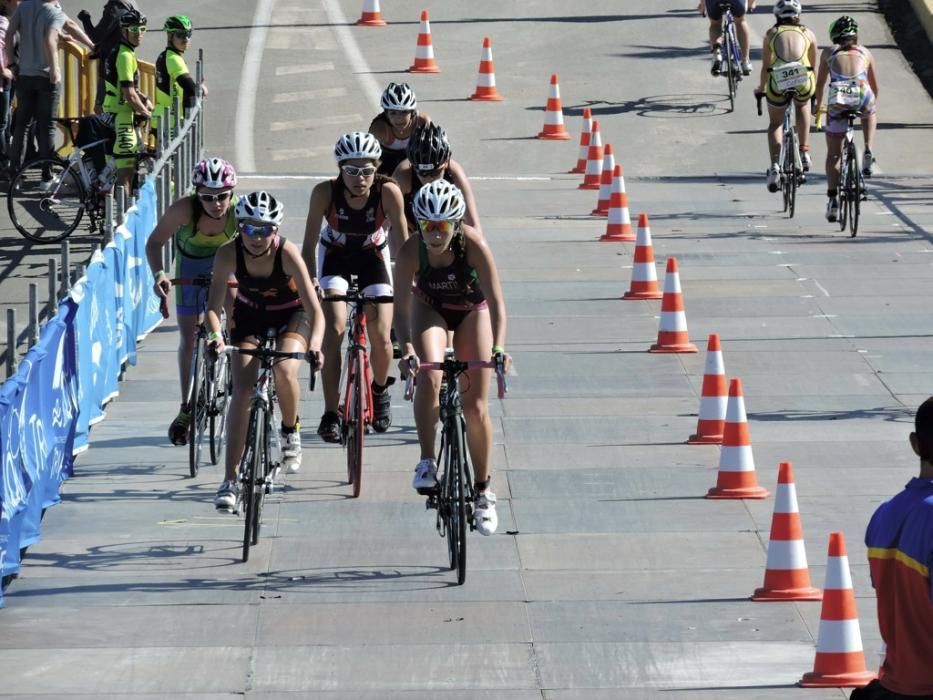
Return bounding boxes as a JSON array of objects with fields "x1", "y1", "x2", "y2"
[
  {"x1": 412, "y1": 180, "x2": 466, "y2": 222},
  {"x1": 334, "y1": 131, "x2": 382, "y2": 163},
  {"x1": 192, "y1": 157, "x2": 237, "y2": 189},
  {"x1": 380, "y1": 82, "x2": 417, "y2": 111},
  {"x1": 235, "y1": 191, "x2": 283, "y2": 225},
  {"x1": 773, "y1": 0, "x2": 802, "y2": 19}
]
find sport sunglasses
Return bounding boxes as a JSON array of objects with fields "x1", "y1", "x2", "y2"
[
  {"x1": 238, "y1": 222, "x2": 277, "y2": 238},
  {"x1": 127, "y1": 25, "x2": 147, "y2": 33},
  {"x1": 417, "y1": 219, "x2": 455, "y2": 234},
  {"x1": 341, "y1": 164, "x2": 377, "y2": 177},
  {"x1": 172, "y1": 30, "x2": 193, "y2": 39},
  {"x1": 197, "y1": 191, "x2": 232, "y2": 203}
]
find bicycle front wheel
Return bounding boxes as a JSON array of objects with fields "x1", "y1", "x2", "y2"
[
  {"x1": 346, "y1": 353, "x2": 364, "y2": 498},
  {"x1": 241, "y1": 407, "x2": 263, "y2": 562},
  {"x1": 849, "y1": 152, "x2": 861, "y2": 237},
  {"x1": 188, "y1": 339, "x2": 208, "y2": 478},
  {"x1": 7, "y1": 158, "x2": 87, "y2": 243},
  {"x1": 209, "y1": 351, "x2": 232, "y2": 465},
  {"x1": 444, "y1": 415, "x2": 468, "y2": 585},
  {"x1": 723, "y1": 34, "x2": 736, "y2": 112},
  {"x1": 838, "y1": 151, "x2": 850, "y2": 232}
]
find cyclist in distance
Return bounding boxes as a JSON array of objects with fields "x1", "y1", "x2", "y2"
[
  {"x1": 145, "y1": 158, "x2": 239, "y2": 446},
  {"x1": 395, "y1": 181, "x2": 511, "y2": 536},
  {"x1": 813, "y1": 15, "x2": 879, "y2": 223},
  {"x1": 699, "y1": 0, "x2": 756, "y2": 77},
  {"x1": 301, "y1": 132, "x2": 408, "y2": 443},
  {"x1": 368, "y1": 82, "x2": 432, "y2": 177},
  {"x1": 152, "y1": 15, "x2": 204, "y2": 145},
  {"x1": 392, "y1": 123, "x2": 483, "y2": 237},
  {"x1": 207, "y1": 191, "x2": 324, "y2": 509},
  {"x1": 101, "y1": 8, "x2": 152, "y2": 193},
  {"x1": 754, "y1": 0, "x2": 818, "y2": 192}
]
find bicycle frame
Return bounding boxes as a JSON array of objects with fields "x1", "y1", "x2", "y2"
[{"x1": 339, "y1": 296, "x2": 374, "y2": 436}]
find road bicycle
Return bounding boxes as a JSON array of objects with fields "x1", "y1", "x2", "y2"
[
  {"x1": 222, "y1": 335, "x2": 317, "y2": 563},
  {"x1": 7, "y1": 117, "x2": 118, "y2": 243},
  {"x1": 405, "y1": 352, "x2": 507, "y2": 585},
  {"x1": 703, "y1": 2, "x2": 743, "y2": 112},
  {"x1": 836, "y1": 109, "x2": 866, "y2": 237},
  {"x1": 757, "y1": 74, "x2": 811, "y2": 218},
  {"x1": 322, "y1": 280, "x2": 393, "y2": 498},
  {"x1": 160, "y1": 277, "x2": 234, "y2": 477}
]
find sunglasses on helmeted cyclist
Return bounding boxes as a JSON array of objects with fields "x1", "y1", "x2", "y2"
[
  {"x1": 238, "y1": 222, "x2": 277, "y2": 238},
  {"x1": 127, "y1": 25, "x2": 147, "y2": 33},
  {"x1": 197, "y1": 191, "x2": 232, "y2": 203},
  {"x1": 172, "y1": 30, "x2": 193, "y2": 39},
  {"x1": 417, "y1": 219, "x2": 455, "y2": 234},
  {"x1": 341, "y1": 164, "x2": 377, "y2": 178}
]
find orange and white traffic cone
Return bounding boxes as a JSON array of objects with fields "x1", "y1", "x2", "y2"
[
  {"x1": 578, "y1": 119, "x2": 603, "y2": 189},
  {"x1": 569, "y1": 107, "x2": 592, "y2": 174},
  {"x1": 688, "y1": 333, "x2": 727, "y2": 444},
  {"x1": 622, "y1": 213, "x2": 662, "y2": 299},
  {"x1": 799, "y1": 532, "x2": 876, "y2": 688},
  {"x1": 706, "y1": 378, "x2": 769, "y2": 499},
  {"x1": 409, "y1": 10, "x2": 440, "y2": 73},
  {"x1": 649, "y1": 258, "x2": 698, "y2": 353},
  {"x1": 600, "y1": 165, "x2": 635, "y2": 241},
  {"x1": 469, "y1": 37, "x2": 502, "y2": 101},
  {"x1": 537, "y1": 73, "x2": 571, "y2": 140},
  {"x1": 591, "y1": 144, "x2": 615, "y2": 216},
  {"x1": 753, "y1": 462, "x2": 822, "y2": 601},
  {"x1": 356, "y1": 0, "x2": 386, "y2": 26}
]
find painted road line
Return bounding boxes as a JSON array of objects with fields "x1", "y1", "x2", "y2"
[
  {"x1": 273, "y1": 87, "x2": 348, "y2": 103},
  {"x1": 270, "y1": 114, "x2": 363, "y2": 131},
  {"x1": 234, "y1": 0, "x2": 275, "y2": 173},
  {"x1": 321, "y1": 0, "x2": 382, "y2": 114},
  {"x1": 276, "y1": 62, "x2": 335, "y2": 76}
]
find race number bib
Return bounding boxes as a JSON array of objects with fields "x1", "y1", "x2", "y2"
[
  {"x1": 828, "y1": 80, "x2": 862, "y2": 108},
  {"x1": 773, "y1": 62, "x2": 809, "y2": 92}
]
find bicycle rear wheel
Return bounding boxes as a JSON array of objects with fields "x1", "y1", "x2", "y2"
[
  {"x1": 723, "y1": 31, "x2": 736, "y2": 112},
  {"x1": 8, "y1": 158, "x2": 87, "y2": 243},
  {"x1": 188, "y1": 339, "x2": 208, "y2": 478},
  {"x1": 444, "y1": 415, "x2": 468, "y2": 585},
  {"x1": 209, "y1": 351, "x2": 232, "y2": 465},
  {"x1": 346, "y1": 353, "x2": 364, "y2": 498},
  {"x1": 849, "y1": 151, "x2": 861, "y2": 237},
  {"x1": 839, "y1": 149, "x2": 851, "y2": 232},
  {"x1": 241, "y1": 408, "x2": 263, "y2": 562}
]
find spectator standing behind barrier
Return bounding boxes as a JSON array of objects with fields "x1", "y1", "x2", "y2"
[
  {"x1": 77, "y1": 0, "x2": 139, "y2": 114},
  {"x1": 853, "y1": 397, "x2": 933, "y2": 700},
  {"x1": 4, "y1": 0, "x2": 92, "y2": 179},
  {"x1": 152, "y1": 15, "x2": 205, "y2": 144},
  {"x1": 101, "y1": 8, "x2": 151, "y2": 195},
  {"x1": 0, "y1": 0, "x2": 21, "y2": 169}
]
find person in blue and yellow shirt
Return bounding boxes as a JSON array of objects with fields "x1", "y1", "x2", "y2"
[
  {"x1": 858, "y1": 397, "x2": 933, "y2": 700},
  {"x1": 101, "y1": 8, "x2": 151, "y2": 194},
  {"x1": 153, "y1": 15, "x2": 205, "y2": 139}
]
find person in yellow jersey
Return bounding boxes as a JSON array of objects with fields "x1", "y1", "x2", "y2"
[
  {"x1": 753, "y1": 0, "x2": 817, "y2": 193},
  {"x1": 153, "y1": 15, "x2": 205, "y2": 142},
  {"x1": 101, "y1": 8, "x2": 152, "y2": 194}
]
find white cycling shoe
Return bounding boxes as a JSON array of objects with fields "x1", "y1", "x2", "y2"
[
  {"x1": 282, "y1": 430, "x2": 302, "y2": 474},
  {"x1": 412, "y1": 458, "x2": 438, "y2": 492},
  {"x1": 473, "y1": 490, "x2": 498, "y2": 536},
  {"x1": 825, "y1": 197, "x2": 839, "y2": 223},
  {"x1": 766, "y1": 164, "x2": 781, "y2": 193}
]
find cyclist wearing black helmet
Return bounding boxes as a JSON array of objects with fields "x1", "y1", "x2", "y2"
[
  {"x1": 153, "y1": 15, "x2": 204, "y2": 135},
  {"x1": 814, "y1": 15, "x2": 879, "y2": 222},
  {"x1": 368, "y1": 82, "x2": 432, "y2": 177},
  {"x1": 102, "y1": 8, "x2": 152, "y2": 193},
  {"x1": 392, "y1": 123, "x2": 483, "y2": 237}
]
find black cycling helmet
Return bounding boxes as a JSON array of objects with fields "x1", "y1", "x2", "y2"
[
  {"x1": 119, "y1": 8, "x2": 147, "y2": 28},
  {"x1": 407, "y1": 123, "x2": 450, "y2": 172},
  {"x1": 829, "y1": 16, "x2": 858, "y2": 43}
]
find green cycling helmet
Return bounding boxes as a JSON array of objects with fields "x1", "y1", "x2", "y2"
[
  {"x1": 164, "y1": 15, "x2": 192, "y2": 33},
  {"x1": 830, "y1": 16, "x2": 858, "y2": 43}
]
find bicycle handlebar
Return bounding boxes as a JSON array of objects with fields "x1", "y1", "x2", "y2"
[
  {"x1": 403, "y1": 358, "x2": 508, "y2": 401},
  {"x1": 157, "y1": 277, "x2": 238, "y2": 318},
  {"x1": 221, "y1": 345, "x2": 319, "y2": 392}
]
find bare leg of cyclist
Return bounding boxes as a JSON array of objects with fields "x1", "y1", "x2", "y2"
[
  {"x1": 861, "y1": 112, "x2": 877, "y2": 152},
  {"x1": 453, "y1": 309, "x2": 494, "y2": 485},
  {"x1": 824, "y1": 133, "x2": 844, "y2": 191},
  {"x1": 735, "y1": 17, "x2": 752, "y2": 68},
  {"x1": 708, "y1": 20, "x2": 723, "y2": 74},
  {"x1": 320, "y1": 298, "x2": 347, "y2": 415},
  {"x1": 765, "y1": 103, "x2": 784, "y2": 191},
  {"x1": 176, "y1": 313, "x2": 199, "y2": 402},
  {"x1": 365, "y1": 302, "x2": 394, "y2": 387},
  {"x1": 794, "y1": 101, "x2": 812, "y2": 154},
  {"x1": 272, "y1": 348, "x2": 303, "y2": 428},
  {"x1": 214, "y1": 350, "x2": 259, "y2": 507}
]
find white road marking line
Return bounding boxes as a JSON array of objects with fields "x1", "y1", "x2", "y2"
[
  {"x1": 273, "y1": 87, "x2": 348, "y2": 103},
  {"x1": 235, "y1": 0, "x2": 275, "y2": 173},
  {"x1": 270, "y1": 114, "x2": 363, "y2": 131},
  {"x1": 814, "y1": 280, "x2": 831, "y2": 297},
  {"x1": 270, "y1": 148, "x2": 324, "y2": 161},
  {"x1": 276, "y1": 62, "x2": 335, "y2": 76},
  {"x1": 321, "y1": 0, "x2": 382, "y2": 114}
]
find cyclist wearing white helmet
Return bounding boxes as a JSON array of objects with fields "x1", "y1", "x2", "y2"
[
  {"x1": 301, "y1": 131, "x2": 408, "y2": 442},
  {"x1": 146, "y1": 157, "x2": 240, "y2": 446},
  {"x1": 395, "y1": 180, "x2": 511, "y2": 537},
  {"x1": 697, "y1": 0, "x2": 756, "y2": 77},
  {"x1": 369, "y1": 82, "x2": 432, "y2": 177},
  {"x1": 392, "y1": 122, "x2": 483, "y2": 236},
  {"x1": 814, "y1": 15, "x2": 879, "y2": 222},
  {"x1": 755, "y1": 0, "x2": 818, "y2": 192},
  {"x1": 206, "y1": 191, "x2": 324, "y2": 509}
]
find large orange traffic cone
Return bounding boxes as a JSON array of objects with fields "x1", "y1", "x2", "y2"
[
  {"x1": 799, "y1": 532, "x2": 876, "y2": 688},
  {"x1": 622, "y1": 213, "x2": 662, "y2": 299},
  {"x1": 537, "y1": 73, "x2": 571, "y2": 140},
  {"x1": 569, "y1": 108, "x2": 592, "y2": 174},
  {"x1": 688, "y1": 333, "x2": 727, "y2": 444},
  {"x1": 706, "y1": 378, "x2": 769, "y2": 499},
  {"x1": 649, "y1": 258, "x2": 698, "y2": 353},
  {"x1": 409, "y1": 10, "x2": 440, "y2": 73},
  {"x1": 600, "y1": 165, "x2": 635, "y2": 241},
  {"x1": 356, "y1": 0, "x2": 386, "y2": 26},
  {"x1": 469, "y1": 37, "x2": 502, "y2": 101},
  {"x1": 591, "y1": 144, "x2": 616, "y2": 216},
  {"x1": 753, "y1": 462, "x2": 822, "y2": 601},
  {"x1": 578, "y1": 120, "x2": 603, "y2": 188}
]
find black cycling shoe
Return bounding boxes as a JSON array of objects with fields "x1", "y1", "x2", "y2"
[
  {"x1": 168, "y1": 409, "x2": 190, "y2": 446},
  {"x1": 372, "y1": 382, "x2": 393, "y2": 433},
  {"x1": 317, "y1": 411, "x2": 342, "y2": 443}
]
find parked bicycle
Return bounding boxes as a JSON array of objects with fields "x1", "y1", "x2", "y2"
[
  {"x1": 757, "y1": 77, "x2": 809, "y2": 218},
  {"x1": 221, "y1": 334, "x2": 317, "y2": 563},
  {"x1": 405, "y1": 351, "x2": 507, "y2": 585},
  {"x1": 160, "y1": 277, "x2": 234, "y2": 478},
  {"x1": 322, "y1": 279, "x2": 393, "y2": 499}
]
